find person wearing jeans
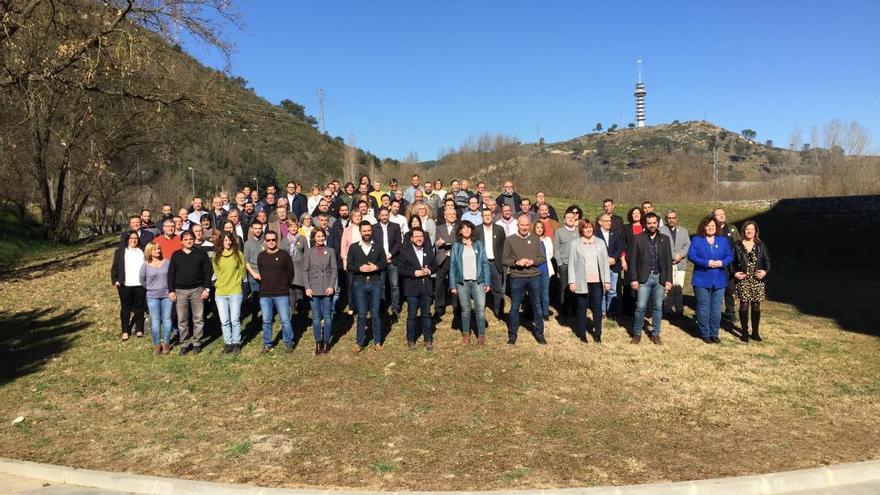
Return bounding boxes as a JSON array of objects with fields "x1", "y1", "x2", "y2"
[
  {"x1": 256, "y1": 230, "x2": 296, "y2": 353},
  {"x1": 213, "y1": 232, "x2": 246, "y2": 355},
  {"x1": 688, "y1": 216, "x2": 734, "y2": 344},
  {"x1": 449, "y1": 221, "x2": 491, "y2": 345},
  {"x1": 595, "y1": 213, "x2": 623, "y2": 319},
  {"x1": 140, "y1": 241, "x2": 173, "y2": 355},
  {"x1": 303, "y1": 228, "x2": 338, "y2": 355},
  {"x1": 502, "y1": 216, "x2": 547, "y2": 345},
  {"x1": 627, "y1": 213, "x2": 673, "y2": 345},
  {"x1": 346, "y1": 221, "x2": 388, "y2": 352},
  {"x1": 167, "y1": 231, "x2": 212, "y2": 355},
  {"x1": 533, "y1": 221, "x2": 554, "y2": 320},
  {"x1": 398, "y1": 228, "x2": 438, "y2": 349}
]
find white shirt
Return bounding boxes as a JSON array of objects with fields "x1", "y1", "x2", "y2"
[
  {"x1": 482, "y1": 224, "x2": 495, "y2": 259},
  {"x1": 380, "y1": 222, "x2": 390, "y2": 257},
  {"x1": 363, "y1": 213, "x2": 378, "y2": 225},
  {"x1": 541, "y1": 237, "x2": 555, "y2": 277},
  {"x1": 187, "y1": 210, "x2": 204, "y2": 225},
  {"x1": 390, "y1": 214, "x2": 409, "y2": 235},
  {"x1": 414, "y1": 245, "x2": 425, "y2": 267},
  {"x1": 360, "y1": 240, "x2": 373, "y2": 256},
  {"x1": 435, "y1": 189, "x2": 447, "y2": 200},
  {"x1": 124, "y1": 248, "x2": 144, "y2": 286},
  {"x1": 496, "y1": 217, "x2": 517, "y2": 237}
]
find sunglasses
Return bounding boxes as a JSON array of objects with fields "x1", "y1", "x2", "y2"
[{"x1": 265, "y1": 238, "x2": 277, "y2": 242}]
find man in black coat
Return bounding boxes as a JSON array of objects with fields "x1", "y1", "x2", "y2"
[
  {"x1": 397, "y1": 228, "x2": 439, "y2": 350},
  {"x1": 627, "y1": 213, "x2": 673, "y2": 345},
  {"x1": 372, "y1": 207, "x2": 402, "y2": 315},
  {"x1": 119, "y1": 215, "x2": 155, "y2": 249},
  {"x1": 474, "y1": 208, "x2": 507, "y2": 318},
  {"x1": 595, "y1": 213, "x2": 624, "y2": 319},
  {"x1": 347, "y1": 221, "x2": 387, "y2": 351},
  {"x1": 495, "y1": 180, "x2": 522, "y2": 213}
]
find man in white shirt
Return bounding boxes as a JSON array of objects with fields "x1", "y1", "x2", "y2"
[
  {"x1": 495, "y1": 204, "x2": 517, "y2": 237},
  {"x1": 389, "y1": 199, "x2": 409, "y2": 235},
  {"x1": 186, "y1": 197, "x2": 205, "y2": 225}
]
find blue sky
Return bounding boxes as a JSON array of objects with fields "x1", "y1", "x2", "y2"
[{"x1": 190, "y1": 0, "x2": 880, "y2": 160}]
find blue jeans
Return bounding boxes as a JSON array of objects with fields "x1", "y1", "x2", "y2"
[
  {"x1": 353, "y1": 278, "x2": 383, "y2": 346},
  {"x1": 310, "y1": 295, "x2": 334, "y2": 343},
  {"x1": 602, "y1": 270, "x2": 620, "y2": 316},
  {"x1": 260, "y1": 295, "x2": 293, "y2": 347},
  {"x1": 146, "y1": 297, "x2": 173, "y2": 345},
  {"x1": 456, "y1": 281, "x2": 487, "y2": 336},
  {"x1": 694, "y1": 285, "x2": 725, "y2": 339},
  {"x1": 406, "y1": 283, "x2": 433, "y2": 342},
  {"x1": 633, "y1": 272, "x2": 664, "y2": 336},
  {"x1": 507, "y1": 276, "x2": 544, "y2": 340},
  {"x1": 537, "y1": 270, "x2": 550, "y2": 317},
  {"x1": 385, "y1": 263, "x2": 401, "y2": 313},
  {"x1": 215, "y1": 293, "x2": 243, "y2": 345}
]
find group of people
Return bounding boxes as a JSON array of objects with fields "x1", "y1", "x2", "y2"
[{"x1": 110, "y1": 174, "x2": 771, "y2": 356}]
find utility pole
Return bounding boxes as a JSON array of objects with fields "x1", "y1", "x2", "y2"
[
  {"x1": 712, "y1": 146, "x2": 719, "y2": 200},
  {"x1": 253, "y1": 176, "x2": 260, "y2": 196},
  {"x1": 316, "y1": 88, "x2": 326, "y2": 134}
]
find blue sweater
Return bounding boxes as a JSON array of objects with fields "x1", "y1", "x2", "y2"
[{"x1": 688, "y1": 235, "x2": 733, "y2": 289}]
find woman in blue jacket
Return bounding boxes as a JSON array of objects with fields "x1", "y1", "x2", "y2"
[
  {"x1": 449, "y1": 221, "x2": 492, "y2": 345},
  {"x1": 688, "y1": 216, "x2": 734, "y2": 344}
]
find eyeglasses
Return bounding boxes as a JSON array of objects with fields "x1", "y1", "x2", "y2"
[{"x1": 265, "y1": 238, "x2": 277, "y2": 243}]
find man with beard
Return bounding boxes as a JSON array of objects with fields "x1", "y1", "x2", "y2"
[
  {"x1": 347, "y1": 221, "x2": 388, "y2": 352},
  {"x1": 628, "y1": 213, "x2": 673, "y2": 345}
]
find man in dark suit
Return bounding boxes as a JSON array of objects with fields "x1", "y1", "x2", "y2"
[
  {"x1": 397, "y1": 227, "x2": 439, "y2": 350},
  {"x1": 627, "y1": 212, "x2": 673, "y2": 345},
  {"x1": 595, "y1": 213, "x2": 623, "y2": 319},
  {"x1": 433, "y1": 207, "x2": 458, "y2": 318},
  {"x1": 346, "y1": 221, "x2": 388, "y2": 352},
  {"x1": 474, "y1": 208, "x2": 506, "y2": 318},
  {"x1": 119, "y1": 215, "x2": 155, "y2": 249},
  {"x1": 602, "y1": 198, "x2": 625, "y2": 233},
  {"x1": 372, "y1": 207, "x2": 402, "y2": 316}
]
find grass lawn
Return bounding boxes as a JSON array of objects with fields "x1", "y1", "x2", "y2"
[{"x1": 0, "y1": 201, "x2": 878, "y2": 490}]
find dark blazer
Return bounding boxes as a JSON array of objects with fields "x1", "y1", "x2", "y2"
[
  {"x1": 290, "y1": 193, "x2": 308, "y2": 219},
  {"x1": 346, "y1": 241, "x2": 387, "y2": 281},
  {"x1": 495, "y1": 192, "x2": 522, "y2": 211},
  {"x1": 325, "y1": 225, "x2": 343, "y2": 264},
  {"x1": 397, "y1": 243, "x2": 439, "y2": 298},
  {"x1": 119, "y1": 229, "x2": 154, "y2": 249},
  {"x1": 595, "y1": 228, "x2": 623, "y2": 273},
  {"x1": 372, "y1": 221, "x2": 402, "y2": 261},
  {"x1": 473, "y1": 222, "x2": 506, "y2": 271},
  {"x1": 302, "y1": 245, "x2": 338, "y2": 293},
  {"x1": 733, "y1": 240, "x2": 771, "y2": 275},
  {"x1": 434, "y1": 221, "x2": 458, "y2": 267},
  {"x1": 628, "y1": 231, "x2": 673, "y2": 285}
]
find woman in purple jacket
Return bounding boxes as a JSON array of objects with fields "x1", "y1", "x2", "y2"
[{"x1": 688, "y1": 216, "x2": 734, "y2": 344}]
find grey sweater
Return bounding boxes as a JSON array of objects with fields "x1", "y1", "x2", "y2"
[
  {"x1": 553, "y1": 226, "x2": 579, "y2": 266},
  {"x1": 502, "y1": 233, "x2": 545, "y2": 278},
  {"x1": 139, "y1": 261, "x2": 170, "y2": 299}
]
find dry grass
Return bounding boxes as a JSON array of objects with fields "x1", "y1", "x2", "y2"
[{"x1": 0, "y1": 221, "x2": 879, "y2": 490}]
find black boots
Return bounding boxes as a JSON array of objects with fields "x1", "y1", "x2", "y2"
[
  {"x1": 751, "y1": 310, "x2": 762, "y2": 341},
  {"x1": 739, "y1": 309, "x2": 750, "y2": 342}
]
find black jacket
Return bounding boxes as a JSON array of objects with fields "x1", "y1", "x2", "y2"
[
  {"x1": 119, "y1": 229, "x2": 154, "y2": 249},
  {"x1": 372, "y1": 221, "x2": 402, "y2": 261},
  {"x1": 495, "y1": 191, "x2": 522, "y2": 211},
  {"x1": 110, "y1": 247, "x2": 141, "y2": 285},
  {"x1": 733, "y1": 240, "x2": 771, "y2": 275},
  {"x1": 530, "y1": 202, "x2": 558, "y2": 221},
  {"x1": 595, "y1": 228, "x2": 624, "y2": 274},
  {"x1": 346, "y1": 241, "x2": 387, "y2": 282},
  {"x1": 628, "y1": 231, "x2": 673, "y2": 285},
  {"x1": 397, "y1": 243, "x2": 438, "y2": 298},
  {"x1": 473, "y1": 222, "x2": 506, "y2": 271}
]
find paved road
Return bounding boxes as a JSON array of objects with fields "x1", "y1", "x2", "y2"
[
  {"x1": 0, "y1": 473, "x2": 134, "y2": 494},
  {"x1": 2, "y1": 472, "x2": 880, "y2": 495}
]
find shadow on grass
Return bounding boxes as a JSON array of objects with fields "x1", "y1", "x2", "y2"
[
  {"x1": 0, "y1": 238, "x2": 115, "y2": 282},
  {"x1": 738, "y1": 196, "x2": 880, "y2": 337},
  {"x1": 0, "y1": 307, "x2": 88, "y2": 384}
]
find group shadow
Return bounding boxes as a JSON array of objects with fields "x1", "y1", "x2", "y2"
[{"x1": 0, "y1": 307, "x2": 89, "y2": 384}]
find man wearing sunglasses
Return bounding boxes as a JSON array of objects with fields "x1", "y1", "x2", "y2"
[{"x1": 257, "y1": 230, "x2": 296, "y2": 353}]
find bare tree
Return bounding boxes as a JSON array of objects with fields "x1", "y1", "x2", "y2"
[
  {"x1": 788, "y1": 127, "x2": 803, "y2": 151},
  {"x1": 343, "y1": 133, "x2": 357, "y2": 185}
]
